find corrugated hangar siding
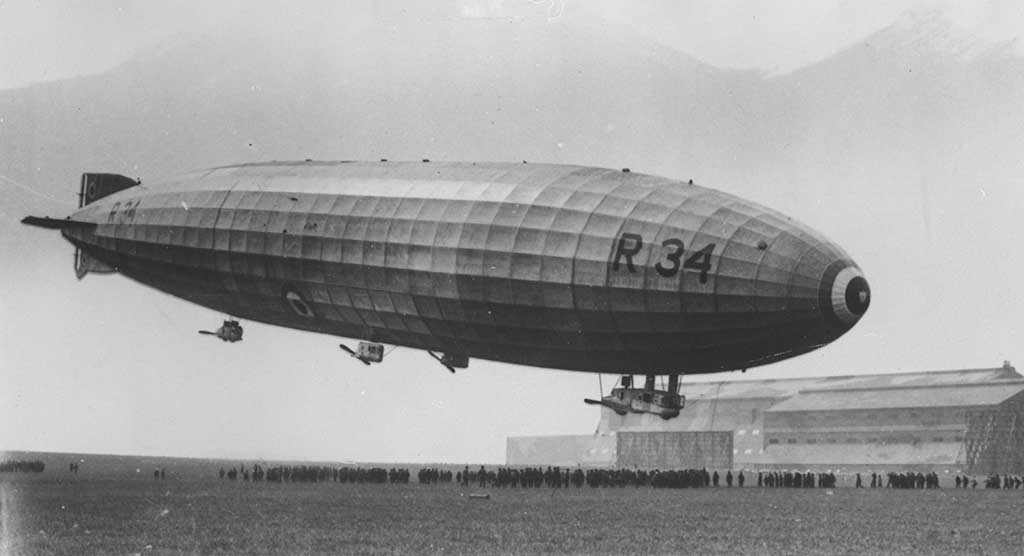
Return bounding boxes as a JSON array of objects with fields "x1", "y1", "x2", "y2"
[
  {"x1": 617, "y1": 432, "x2": 732, "y2": 469},
  {"x1": 765, "y1": 382, "x2": 1024, "y2": 412},
  {"x1": 964, "y1": 389, "x2": 1024, "y2": 475},
  {"x1": 507, "y1": 366, "x2": 1024, "y2": 473},
  {"x1": 506, "y1": 435, "x2": 616, "y2": 467},
  {"x1": 757, "y1": 381, "x2": 1024, "y2": 473},
  {"x1": 506, "y1": 432, "x2": 732, "y2": 469},
  {"x1": 588, "y1": 365, "x2": 1024, "y2": 473}
]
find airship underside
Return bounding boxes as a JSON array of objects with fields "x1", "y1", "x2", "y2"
[{"x1": 26, "y1": 161, "x2": 869, "y2": 379}]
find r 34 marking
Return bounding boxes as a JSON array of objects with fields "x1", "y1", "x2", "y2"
[
  {"x1": 107, "y1": 199, "x2": 141, "y2": 225},
  {"x1": 611, "y1": 233, "x2": 716, "y2": 283}
]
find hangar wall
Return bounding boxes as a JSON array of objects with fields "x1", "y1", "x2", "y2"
[
  {"x1": 964, "y1": 392, "x2": 1024, "y2": 475},
  {"x1": 507, "y1": 365, "x2": 1024, "y2": 474},
  {"x1": 506, "y1": 432, "x2": 732, "y2": 469},
  {"x1": 506, "y1": 434, "x2": 616, "y2": 467},
  {"x1": 616, "y1": 431, "x2": 732, "y2": 469}
]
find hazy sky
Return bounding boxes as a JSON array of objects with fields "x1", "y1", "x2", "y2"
[
  {"x1": 2, "y1": 0, "x2": 1022, "y2": 89},
  {"x1": 2, "y1": 1, "x2": 1022, "y2": 464}
]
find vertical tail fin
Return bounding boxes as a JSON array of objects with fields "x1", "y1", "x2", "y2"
[{"x1": 79, "y1": 173, "x2": 140, "y2": 207}]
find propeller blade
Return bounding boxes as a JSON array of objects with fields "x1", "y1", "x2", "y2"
[
  {"x1": 339, "y1": 344, "x2": 356, "y2": 355},
  {"x1": 583, "y1": 398, "x2": 628, "y2": 415},
  {"x1": 427, "y1": 351, "x2": 457, "y2": 373}
]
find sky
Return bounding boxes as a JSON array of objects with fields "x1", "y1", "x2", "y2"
[
  {"x1": 2, "y1": 0, "x2": 1022, "y2": 89},
  {"x1": 2, "y1": 0, "x2": 1023, "y2": 463}
]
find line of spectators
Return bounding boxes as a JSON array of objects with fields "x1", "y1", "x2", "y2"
[
  {"x1": 417, "y1": 468, "x2": 454, "y2": 484},
  {"x1": 454, "y1": 466, "x2": 717, "y2": 488},
  {"x1": 0, "y1": 460, "x2": 44, "y2": 473},
  {"x1": 878, "y1": 471, "x2": 941, "y2": 489},
  {"x1": 757, "y1": 471, "x2": 835, "y2": 488},
  {"x1": 213, "y1": 463, "x2": 1024, "y2": 491},
  {"x1": 983, "y1": 475, "x2": 1023, "y2": 489},
  {"x1": 219, "y1": 464, "x2": 412, "y2": 484}
]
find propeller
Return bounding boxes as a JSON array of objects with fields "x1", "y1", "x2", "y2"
[
  {"x1": 583, "y1": 398, "x2": 627, "y2": 415},
  {"x1": 427, "y1": 351, "x2": 457, "y2": 374},
  {"x1": 339, "y1": 343, "x2": 371, "y2": 365}
]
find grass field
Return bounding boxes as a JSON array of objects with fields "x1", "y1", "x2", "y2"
[{"x1": 3, "y1": 458, "x2": 1024, "y2": 555}]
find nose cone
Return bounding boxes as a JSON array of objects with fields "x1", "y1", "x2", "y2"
[{"x1": 819, "y1": 261, "x2": 870, "y2": 335}]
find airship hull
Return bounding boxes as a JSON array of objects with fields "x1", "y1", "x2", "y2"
[{"x1": 58, "y1": 161, "x2": 868, "y2": 374}]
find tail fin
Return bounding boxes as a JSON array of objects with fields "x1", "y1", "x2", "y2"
[
  {"x1": 78, "y1": 173, "x2": 140, "y2": 207},
  {"x1": 21, "y1": 217, "x2": 113, "y2": 279}
]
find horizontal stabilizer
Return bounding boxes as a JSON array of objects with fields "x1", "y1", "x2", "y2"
[{"x1": 21, "y1": 216, "x2": 96, "y2": 230}]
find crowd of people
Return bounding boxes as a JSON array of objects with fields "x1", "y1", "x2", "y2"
[
  {"x1": 456, "y1": 467, "x2": 838, "y2": 489},
  {"x1": 445, "y1": 466, "x2": 719, "y2": 489},
  {"x1": 213, "y1": 463, "x2": 1024, "y2": 492},
  {"x1": 0, "y1": 459, "x2": 45, "y2": 473},
  {"x1": 218, "y1": 464, "x2": 412, "y2": 484},
  {"x1": 983, "y1": 475, "x2": 1023, "y2": 489},
  {"x1": 874, "y1": 471, "x2": 942, "y2": 489},
  {"x1": 417, "y1": 467, "x2": 454, "y2": 484},
  {"x1": 758, "y1": 471, "x2": 836, "y2": 488}
]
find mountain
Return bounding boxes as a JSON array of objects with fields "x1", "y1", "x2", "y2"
[{"x1": 0, "y1": 12, "x2": 738, "y2": 196}]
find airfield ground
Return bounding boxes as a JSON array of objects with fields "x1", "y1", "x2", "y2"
[{"x1": 4, "y1": 469, "x2": 1024, "y2": 556}]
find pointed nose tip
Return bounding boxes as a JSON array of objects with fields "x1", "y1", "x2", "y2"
[{"x1": 820, "y1": 262, "x2": 870, "y2": 331}]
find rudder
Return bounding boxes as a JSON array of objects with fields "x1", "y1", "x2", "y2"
[{"x1": 78, "y1": 173, "x2": 140, "y2": 207}]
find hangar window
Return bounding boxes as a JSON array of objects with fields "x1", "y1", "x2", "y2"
[
  {"x1": 932, "y1": 436, "x2": 944, "y2": 442},
  {"x1": 805, "y1": 439, "x2": 817, "y2": 444},
  {"x1": 737, "y1": 429, "x2": 747, "y2": 436},
  {"x1": 786, "y1": 439, "x2": 797, "y2": 444},
  {"x1": 752, "y1": 429, "x2": 760, "y2": 436},
  {"x1": 768, "y1": 438, "x2": 779, "y2": 445}
]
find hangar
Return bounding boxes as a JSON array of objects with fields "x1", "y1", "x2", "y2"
[{"x1": 507, "y1": 363, "x2": 1024, "y2": 474}]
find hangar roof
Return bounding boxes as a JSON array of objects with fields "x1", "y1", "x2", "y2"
[
  {"x1": 764, "y1": 380, "x2": 1024, "y2": 412},
  {"x1": 681, "y1": 365, "x2": 1020, "y2": 402}
]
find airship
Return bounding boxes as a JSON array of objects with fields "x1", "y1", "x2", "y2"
[{"x1": 23, "y1": 160, "x2": 870, "y2": 418}]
